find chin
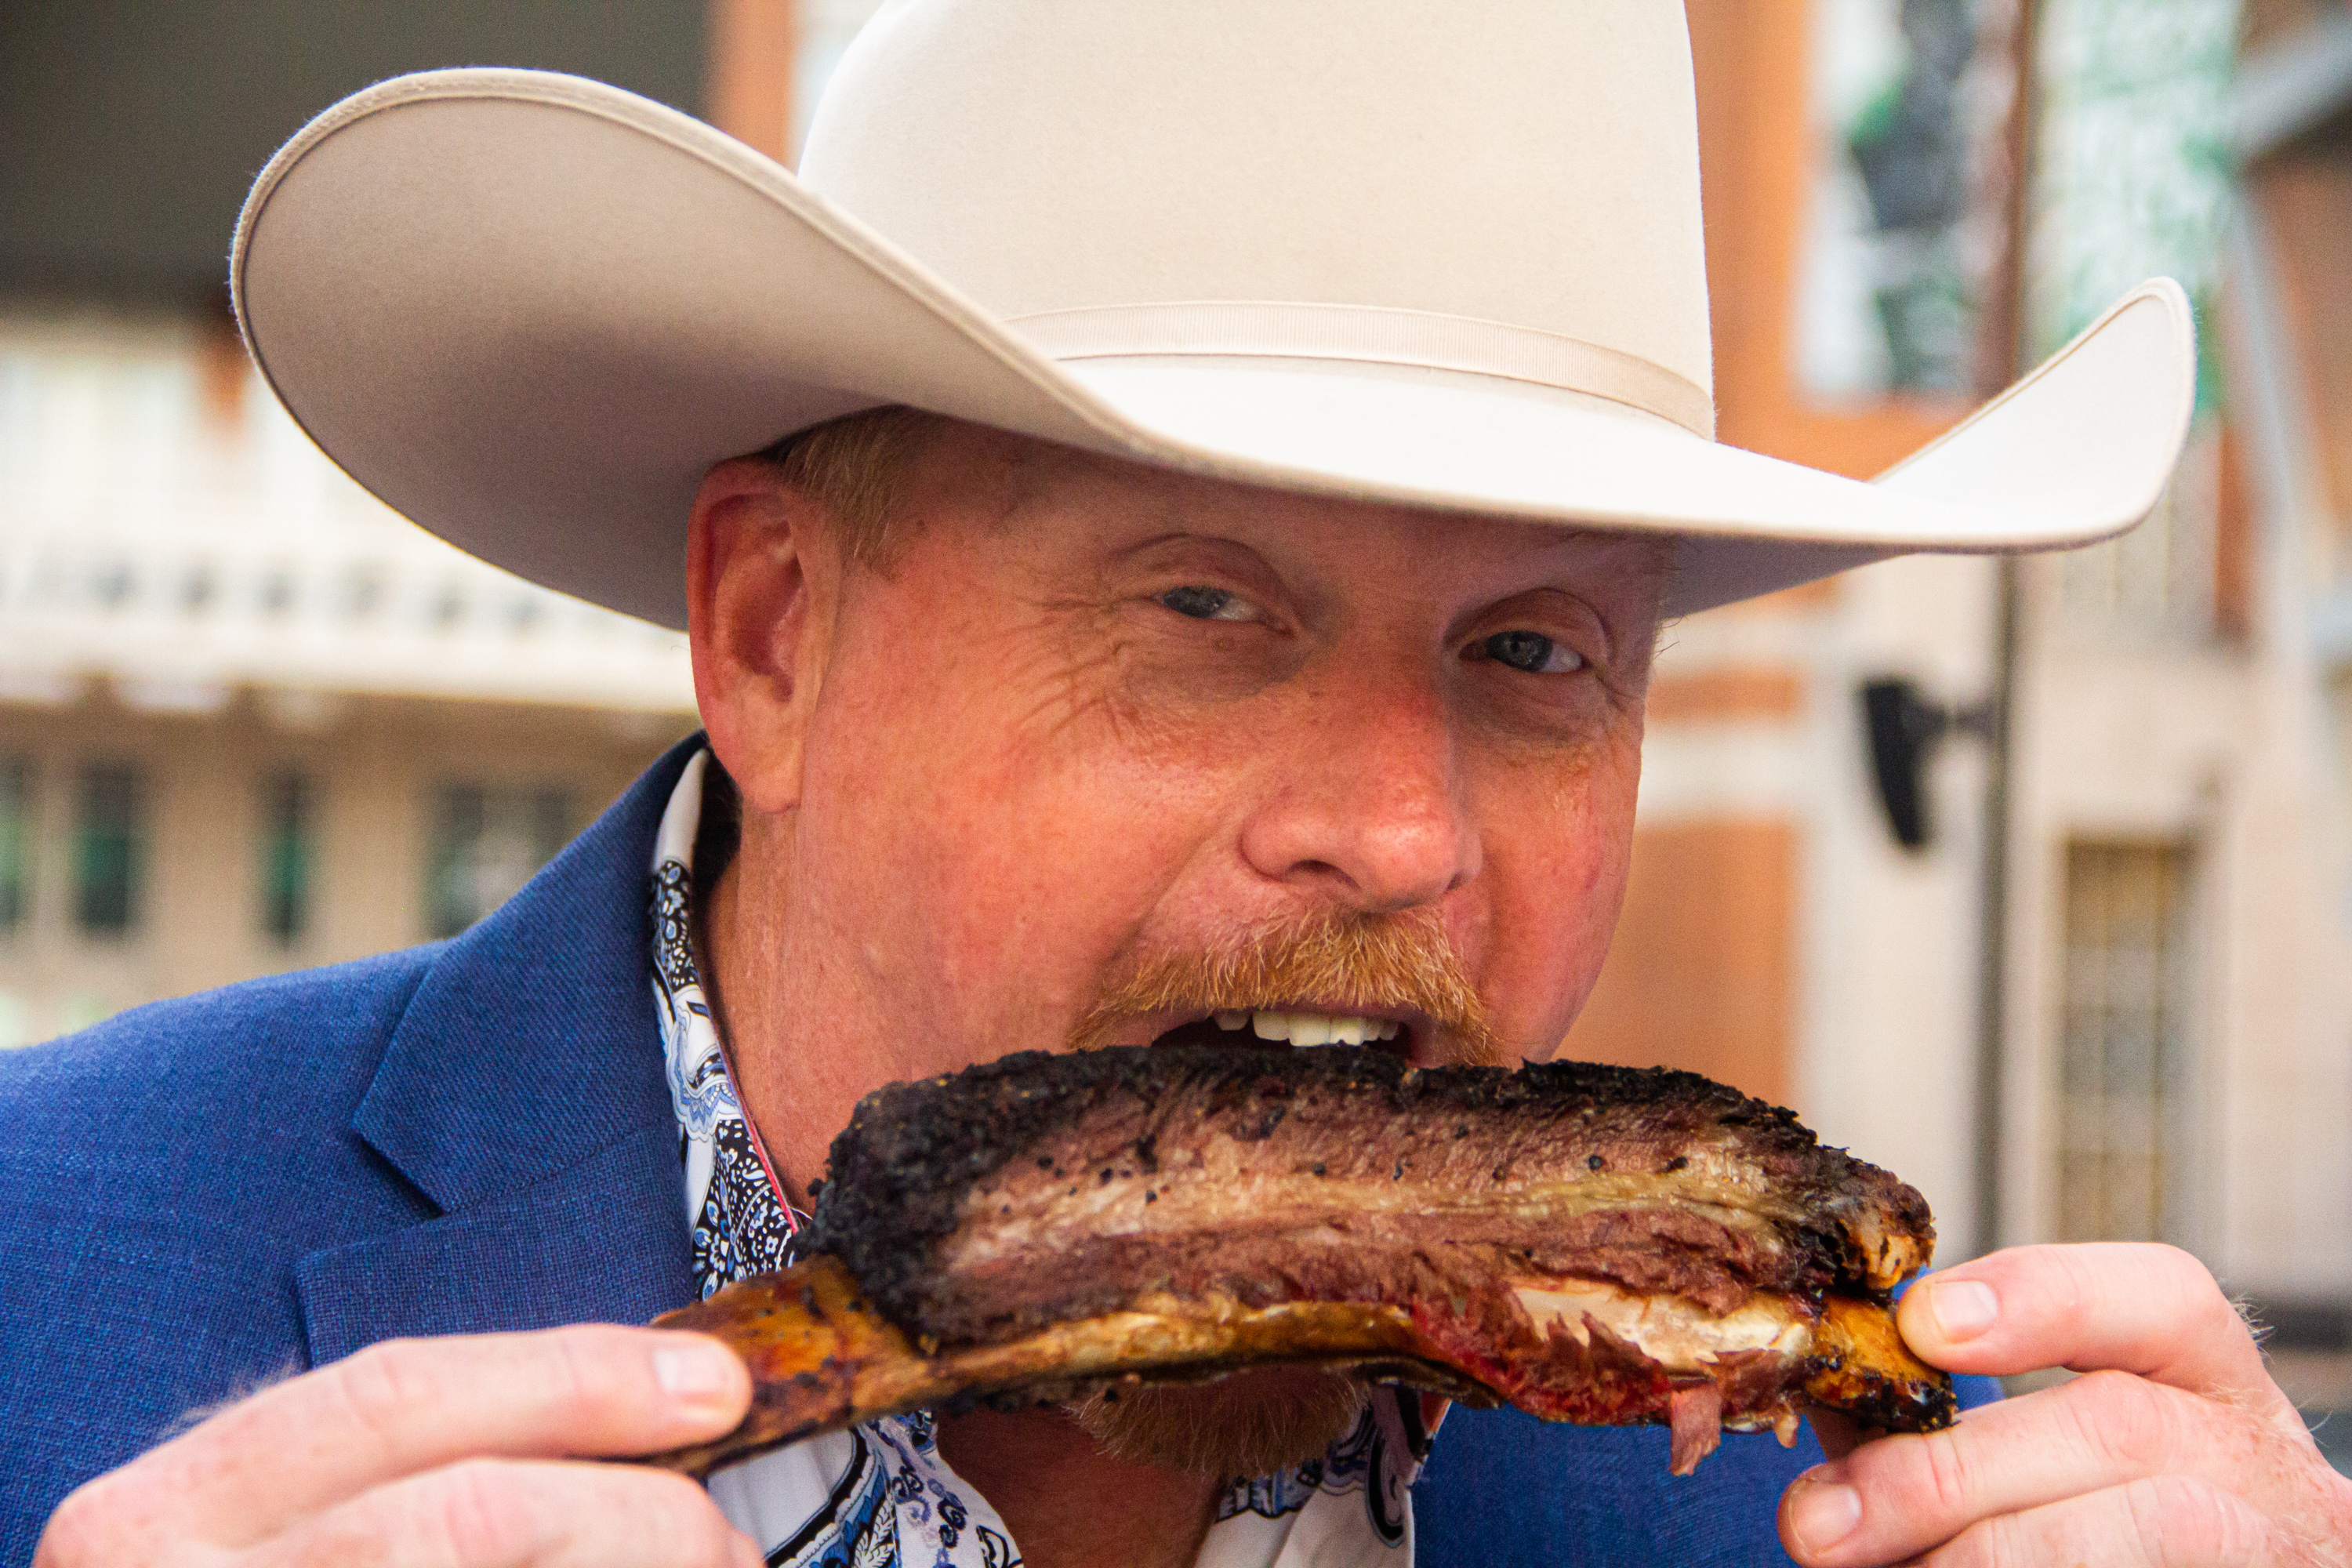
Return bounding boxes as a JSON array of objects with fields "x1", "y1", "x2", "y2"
[{"x1": 1069, "y1": 1365, "x2": 1370, "y2": 1479}]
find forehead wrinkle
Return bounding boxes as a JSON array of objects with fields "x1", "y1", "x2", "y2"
[{"x1": 891, "y1": 420, "x2": 1067, "y2": 547}]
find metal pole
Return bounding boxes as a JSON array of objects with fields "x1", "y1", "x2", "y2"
[
  {"x1": 1976, "y1": 557, "x2": 2020, "y2": 1259},
  {"x1": 1974, "y1": 0, "x2": 2039, "y2": 1261}
]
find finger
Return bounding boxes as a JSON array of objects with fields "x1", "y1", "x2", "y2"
[
  {"x1": 1779, "y1": 1370, "x2": 2290, "y2": 1566},
  {"x1": 1896, "y1": 1245, "x2": 2288, "y2": 1419},
  {"x1": 114, "y1": 1327, "x2": 750, "y2": 1548},
  {"x1": 1915, "y1": 1475, "x2": 2287, "y2": 1568},
  {"x1": 249, "y1": 1458, "x2": 765, "y2": 1568}
]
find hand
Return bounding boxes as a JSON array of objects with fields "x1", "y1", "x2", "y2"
[
  {"x1": 34, "y1": 1326, "x2": 760, "y2": 1568},
  {"x1": 1779, "y1": 1243, "x2": 2352, "y2": 1566}
]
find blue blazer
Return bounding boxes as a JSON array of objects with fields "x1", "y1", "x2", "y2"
[{"x1": 0, "y1": 736, "x2": 1981, "y2": 1566}]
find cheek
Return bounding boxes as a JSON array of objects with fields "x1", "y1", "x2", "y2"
[
  {"x1": 1475, "y1": 731, "x2": 1643, "y2": 1053},
  {"x1": 791, "y1": 617, "x2": 1235, "y2": 1055}
]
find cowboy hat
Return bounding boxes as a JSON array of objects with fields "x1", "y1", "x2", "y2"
[{"x1": 230, "y1": 0, "x2": 2196, "y2": 626}]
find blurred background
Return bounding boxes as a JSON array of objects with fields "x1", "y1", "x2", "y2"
[{"x1": 5, "y1": 0, "x2": 2352, "y2": 1457}]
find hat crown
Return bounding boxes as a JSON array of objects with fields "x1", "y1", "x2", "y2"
[{"x1": 798, "y1": 0, "x2": 1713, "y2": 404}]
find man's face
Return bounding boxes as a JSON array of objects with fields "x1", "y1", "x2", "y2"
[{"x1": 697, "y1": 420, "x2": 1668, "y2": 1186}]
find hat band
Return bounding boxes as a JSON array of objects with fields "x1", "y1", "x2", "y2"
[{"x1": 1007, "y1": 300, "x2": 1715, "y2": 441}]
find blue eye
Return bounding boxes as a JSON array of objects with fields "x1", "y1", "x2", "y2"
[
  {"x1": 1159, "y1": 586, "x2": 1249, "y2": 620},
  {"x1": 1481, "y1": 631, "x2": 1582, "y2": 674}
]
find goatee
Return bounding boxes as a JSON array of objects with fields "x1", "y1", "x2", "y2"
[{"x1": 1069, "y1": 1367, "x2": 1370, "y2": 1479}]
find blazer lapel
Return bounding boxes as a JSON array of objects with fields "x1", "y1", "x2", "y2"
[{"x1": 296, "y1": 737, "x2": 706, "y2": 1365}]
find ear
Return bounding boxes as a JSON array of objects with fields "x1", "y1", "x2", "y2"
[{"x1": 687, "y1": 456, "x2": 842, "y2": 815}]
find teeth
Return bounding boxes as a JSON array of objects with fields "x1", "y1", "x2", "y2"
[{"x1": 1233, "y1": 1011, "x2": 1399, "y2": 1047}]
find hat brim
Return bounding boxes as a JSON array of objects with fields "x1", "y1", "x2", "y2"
[{"x1": 234, "y1": 70, "x2": 2198, "y2": 626}]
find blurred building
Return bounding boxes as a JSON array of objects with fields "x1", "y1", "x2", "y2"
[
  {"x1": 7, "y1": 0, "x2": 2352, "y2": 1396},
  {"x1": 0, "y1": 310, "x2": 698, "y2": 1045},
  {"x1": 1550, "y1": 0, "x2": 2352, "y2": 1423},
  {"x1": 0, "y1": 4, "x2": 717, "y2": 1044}
]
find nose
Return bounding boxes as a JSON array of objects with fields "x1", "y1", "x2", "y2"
[{"x1": 1236, "y1": 662, "x2": 1482, "y2": 913}]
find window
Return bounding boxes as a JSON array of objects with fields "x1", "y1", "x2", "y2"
[
  {"x1": 0, "y1": 762, "x2": 27, "y2": 933},
  {"x1": 2055, "y1": 840, "x2": 2195, "y2": 1244},
  {"x1": 426, "y1": 785, "x2": 570, "y2": 938},
  {"x1": 260, "y1": 772, "x2": 315, "y2": 947},
  {"x1": 74, "y1": 764, "x2": 144, "y2": 936},
  {"x1": 1794, "y1": 0, "x2": 1998, "y2": 402}
]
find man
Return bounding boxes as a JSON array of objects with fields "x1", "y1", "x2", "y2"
[{"x1": 5, "y1": 2, "x2": 2343, "y2": 1565}]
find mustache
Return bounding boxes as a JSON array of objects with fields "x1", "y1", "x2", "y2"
[{"x1": 1070, "y1": 908, "x2": 1504, "y2": 1065}]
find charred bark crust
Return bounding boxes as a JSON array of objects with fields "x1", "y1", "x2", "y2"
[{"x1": 805, "y1": 1047, "x2": 1935, "y2": 1345}]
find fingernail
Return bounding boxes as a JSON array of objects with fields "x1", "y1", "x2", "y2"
[
  {"x1": 1926, "y1": 1278, "x2": 1998, "y2": 1342},
  {"x1": 1787, "y1": 1478, "x2": 1861, "y2": 1553},
  {"x1": 653, "y1": 1339, "x2": 740, "y2": 1402}
]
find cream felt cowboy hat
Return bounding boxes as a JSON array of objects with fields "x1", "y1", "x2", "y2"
[{"x1": 230, "y1": 0, "x2": 2197, "y2": 626}]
